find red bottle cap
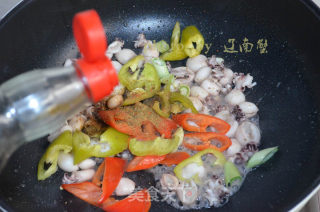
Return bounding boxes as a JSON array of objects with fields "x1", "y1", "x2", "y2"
[{"x1": 73, "y1": 10, "x2": 118, "y2": 103}]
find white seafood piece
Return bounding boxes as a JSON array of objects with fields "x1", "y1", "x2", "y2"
[
  {"x1": 214, "y1": 110, "x2": 238, "y2": 137},
  {"x1": 208, "y1": 55, "x2": 224, "y2": 68},
  {"x1": 219, "y1": 68, "x2": 234, "y2": 86},
  {"x1": 64, "y1": 59, "x2": 73, "y2": 67},
  {"x1": 201, "y1": 79, "x2": 221, "y2": 96},
  {"x1": 170, "y1": 67, "x2": 195, "y2": 85},
  {"x1": 134, "y1": 33, "x2": 148, "y2": 48},
  {"x1": 211, "y1": 68, "x2": 224, "y2": 78},
  {"x1": 186, "y1": 54, "x2": 208, "y2": 72},
  {"x1": 190, "y1": 86, "x2": 209, "y2": 100},
  {"x1": 68, "y1": 114, "x2": 87, "y2": 131},
  {"x1": 215, "y1": 57, "x2": 224, "y2": 66},
  {"x1": 234, "y1": 73, "x2": 256, "y2": 90},
  {"x1": 226, "y1": 138, "x2": 242, "y2": 156},
  {"x1": 107, "y1": 95, "x2": 123, "y2": 109},
  {"x1": 111, "y1": 83, "x2": 125, "y2": 96},
  {"x1": 160, "y1": 174, "x2": 179, "y2": 190},
  {"x1": 78, "y1": 158, "x2": 96, "y2": 170},
  {"x1": 225, "y1": 89, "x2": 245, "y2": 106},
  {"x1": 115, "y1": 48, "x2": 136, "y2": 64},
  {"x1": 57, "y1": 153, "x2": 79, "y2": 172},
  {"x1": 71, "y1": 169, "x2": 95, "y2": 183},
  {"x1": 188, "y1": 97, "x2": 203, "y2": 112},
  {"x1": 106, "y1": 40, "x2": 124, "y2": 58},
  {"x1": 85, "y1": 106, "x2": 96, "y2": 120},
  {"x1": 194, "y1": 66, "x2": 211, "y2": 84},
  {"x1": 142, "y1": 41, "x2": 159, "y2": 60},
  {"x1": 111, "y1": 61, "x2": 122, "y2": 73},
  {"x1": 115, "y1": 177, "x2": 135, "y2": 196},
  {"x1": 176, "y1": 181, "x2": 198, "y2": 205},
  {"x1": 235, "y1": 121, "x2": 261, "y2": 145},
  {"x1": 182, "y1": 163, "x2": 205, "y2": 180},
  {"x1": 238, "y1": 102, "x2": 259, "y2": 118},
  {"x1": 226, "y1": 119, "x2": 239, "y2": 138}
]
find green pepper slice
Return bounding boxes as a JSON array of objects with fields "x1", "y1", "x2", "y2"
[
  {"x1": 174, "y1": 148, "x2": 226, "y2": 184},
  {"x1": 160, "y1": 22, "x2": 188, "y2": 61},
  {"x1": 179, "y1": 85, "x2": 190, "y2": 96},
  {"x1": 169, "y1": 92, "x2": 198, "y2": 114},
  {"x1": 155, "y1": 40, "x2": 170, "y2": 53},
  {"x1": 152, "y1": 77, "x2": 173, "y2": 118},
  {"x1": 151, "y1": 58, "x2": 171, "y2": 84},
  {"x1": 119, "y1": 56, "x2": 161, "y2": 105},
  {"x1": 181, "y1": 25, "x2": 205, "y2": 57},
  {"x1": 224, "y1": 161, "x2": 242, "y2": 186},
  {"x1": 72, "y1": 128, "x2": 129, "y2": 164},
  {"x1": 129, "y1": 127, "x2": 184, "y2": 156},
  {"x1": 38, "y1": 131, "x2": 73, "y2": 180},
  {"x1": 160, "y1": 43, "x2": 187, "y2": 61}
]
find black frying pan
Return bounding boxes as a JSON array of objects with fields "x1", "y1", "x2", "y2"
[{"x1": 0, "y1": 0, "x2": 320, "y2": 211}]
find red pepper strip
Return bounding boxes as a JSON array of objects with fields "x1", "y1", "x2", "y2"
[
  {"x1": 183, "y1": 132, "x2": 232, "y2": 152},
  {"x1": 172, "y1": 113, "x2": 230, "y2": 134},
  {"x1": 98, "y1": 157, "x2": 126, "y2": 204},
  {"x1": 62, "y1": 182, "x2": 103, "y2": 207},
  {"x1": 160, "y1": 152, "x2": 190, "y2": 166},
  {"x1": 99, "y1": 103, "x2": 177, "y2": 141},
  {"x1": 102, "y1": 189, "x2": 151, "y2": 212},
  {"x1": 126, "y1": 155, "x2": 166, "y2": 172},
  {"x1": 92, "y1": 161, "x2": 105, "y2": 186}
]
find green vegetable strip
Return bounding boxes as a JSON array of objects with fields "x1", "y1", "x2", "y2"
[
  {"x1": 169, "y1": 92, "x2": 198, "y2": 114},
  {"x1": 155, "y1": 40, "x2": 170, "y2": 53},
  {"x1": 224, "y1": 161, "x2": 242, "y2": 186},
  {"x1": 246, "y1": 146, "x2": 278, "y2": 169},
  {"x1": 151, "y1": 58, "x2": 171, "y2": 83},
  {"x1": 37, "y1": 131, "x2": 73, "y2": 180},
  {"x1": 129, "y1": 127, "x2": 184, "y2": 156},
  {"x1": 179, "y1": 85, "x2": 190, "y2": 96}
]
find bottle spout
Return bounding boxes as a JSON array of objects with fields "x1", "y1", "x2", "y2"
[{"x1": 72, "y1": 10, "x2": 118, "y2": 103}]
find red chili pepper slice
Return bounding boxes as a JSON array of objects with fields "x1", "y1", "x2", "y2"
[
  {"x1": 126, "y1": 155, "x2": 166, "y2": 172},
  {"x1": 183, "y1": 132, "x2": 232, "y2": 152},
  {"x1": 98, "y1": 157, "x2": 126, "y2": 204},
  {"x1": 99, "y1": 103, "x2": 177, "y2": 140},
  {"x1": 172, "y1": 113, "x2": 230, "y2": 133},
  {"x1": 92, "y1": 160, "x2": 105, "y2": 186},
  {"x1": 62, "y1": 182, "x2": 102, "y2": 207},
  {"x1": 102, "y1": 189, "x2": 151, "y2": 212},
  {"x1": 160, "y1": 152, "x2": 190, "y2": 166}
]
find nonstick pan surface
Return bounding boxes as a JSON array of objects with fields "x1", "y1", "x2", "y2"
[{"x1": 0, "y1": 0, "x2": 320, "y2": 211}]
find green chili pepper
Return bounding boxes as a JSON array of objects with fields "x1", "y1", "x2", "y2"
[
  {"x1": 151, "y1": 58, "x2": 171, "y2": 84},
  {"x1": 174, "y1": 148, "x2": 226, "y2": 183},
  {"x1": 160, "y1": 43, "x2": 187, "y2": 61},
  {"x1": 129, "y1": 127, "x2": 184, "y2": 156},
  {"x1": 152, "y1": 77, "x2": 173, "y2": 118},
  {"x1": 119, "y1": 55, "x2": 161, "y2": 105},
  {"x1": 38, "y1": 131, "x2": 73, "y2": 180},
  {"x1": 246, "y1": 146, "x2": 278, "y2": 169},
  {"x1": 181, "y1": 25, "x2": 205, "y2": 57},
  {"x1": 170, "y1": 102, "x2": 185, "y2": 114},
  {"x1": 171, "y1": 21, "x2": 181, "y2": 47},
  {"x1": 179, "y1": 85, "x2": 190, "y2": 96},
  {"x1": 224, "y1": 161, "x2": 242, "y2": 186},
  {"x1": 72, "y1": 128, "x2": 129, "y2": 164},
  {"x1": 155, "y1": 40, "x2": 170, "y2": 53},
  {"x1": 160, "y1": 22, "x2": 188, "y2": 61},
  {"x1": 169, "y1": 92, "x2": 198, "y2": 114}
]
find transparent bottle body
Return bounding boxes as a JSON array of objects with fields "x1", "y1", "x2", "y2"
[{"x1": 0, "y1": 66, "x2": 91, "y2": 170}]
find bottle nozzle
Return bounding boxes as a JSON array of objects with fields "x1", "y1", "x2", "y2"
[{"x1": 72, "y1": 10, "x2": 118, "y2": 103}]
